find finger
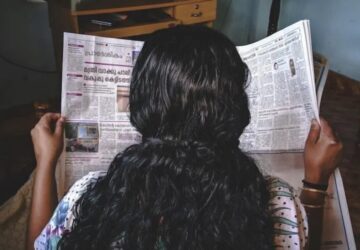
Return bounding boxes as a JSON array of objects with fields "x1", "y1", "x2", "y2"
[
  {"x1": 335, "y1": 142, "x2": 344, "y2": 163},
  {"x1": 306, "y1": 119, "x2": 321, "y2": 144},
  {"x1": 38, "y1": 113, "x2": 61, "y2": 128},
  {"x1": 55, "y1": 117, "x2": 65, "y2": 137},
  {"x1": 332, "y1": 128, "x2": 341, "y2": 143},
  {"x1": 30, "y1": 128, "x2": 36, "y2": 138},
  {"x1": 319, "y1": 118, "x2": 337, "y2": 141}
]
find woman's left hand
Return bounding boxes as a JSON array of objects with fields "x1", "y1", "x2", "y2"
[
  {"x1": 28, "y1": 113, "x2": 65, "y2": 250},
  {"x1": 31, "y1": 113, "x2": 65, "y2": 169}
]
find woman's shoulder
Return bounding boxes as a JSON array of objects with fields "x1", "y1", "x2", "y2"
[
  {"x1": 265, "y1": 176, "x2": 308, "y2": 249},
  {"x1": 65, "y1": 171, "x2": 107, "y2": 197},
  {"x1": 62, "y1": 170, "x2": 106, "y2": 219},
  {"x1": 34, "y1": 171, "x2": 107, "y2": 250}
]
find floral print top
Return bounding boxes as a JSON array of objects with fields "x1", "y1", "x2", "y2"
[{"x1": 34, "y1": 172, "x2": 308, "y2": 250}]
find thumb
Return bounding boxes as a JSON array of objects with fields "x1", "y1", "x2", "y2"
[
  {"x1": 55, "y1": 117, "x2": 65, "y2": 137},
  {"x1": 306, "y1": 119, "x2": 321, "y2": 144}
]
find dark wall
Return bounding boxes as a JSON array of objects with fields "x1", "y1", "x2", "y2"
[{"x1": 0, "y1": 0, "x2": 59, "y2": 110}]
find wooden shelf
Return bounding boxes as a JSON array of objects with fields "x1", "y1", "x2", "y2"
[
  {"x1": 83, "y1": 18, "x2": 180, "y2": 37},
  {"x1": 72, "y1": 0, "x2": 204, "y2": 15},
  {"x1": 47, "y1": 0, "x2": 217, "y2": 68}
]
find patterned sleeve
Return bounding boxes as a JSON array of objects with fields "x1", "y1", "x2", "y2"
[
  {"x1": 266, "y1": 176, "x2": 308, "y2": 250},
  {"x1": 34, "y1": 171, "x2": 106, "y2": 250}
]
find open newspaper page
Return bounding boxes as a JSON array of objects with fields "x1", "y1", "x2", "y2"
[
  {"x1": 59, "y1": 33, "x2": 143, "y2": 195},
  {"x1": 237, "y1": 20, "x2": 319, "y2": 153},
  {"x1": 236, "y1": 20, "x2": 354, "y2": 249},
  {"x1": 237, "y1": 20, "x2": 355, "y2": 249}
]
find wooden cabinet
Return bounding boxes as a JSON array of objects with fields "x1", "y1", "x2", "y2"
[
  {"x1": 174, "y1": 1, "x2": 216, "y2": 25},
  {"x1": 46, "y1": 0, "x2": 217, "y2": 68}
]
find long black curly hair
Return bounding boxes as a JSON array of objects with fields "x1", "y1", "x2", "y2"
[{"x1": 58, "y1": 26, "x2": 273, "y2": 250}]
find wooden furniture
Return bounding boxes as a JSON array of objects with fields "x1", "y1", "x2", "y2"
[{"x1": 46, "y1": 0, "x2": 217, "y2": 67}]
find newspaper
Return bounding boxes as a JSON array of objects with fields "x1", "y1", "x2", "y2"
[
  {"x1": 237, "y1": 21, "x2": 319, "y2": 153},
  {"x1": 59, "y1": 33, "x2": 143, "y2": 196},
  {"x1": 59, "y1": 21, "x2": 355, "y2": 249},
  {"x1": 313, "y1": 52, "x2": 330, "y2": 106},
  {"x1": 237, "y1": 21, "x2": 355, "y2": 249}
]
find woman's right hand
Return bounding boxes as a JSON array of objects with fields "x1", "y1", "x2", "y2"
[{"x1": 304, "y1": 118, "x2": 343, "y2": 185}]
